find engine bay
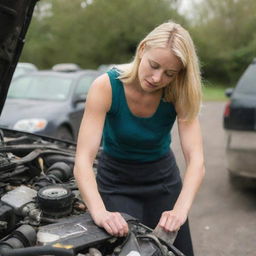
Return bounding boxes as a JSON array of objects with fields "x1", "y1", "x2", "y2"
[{"x1": 0, "y1": 129, "x2": 184, "y2": 256}]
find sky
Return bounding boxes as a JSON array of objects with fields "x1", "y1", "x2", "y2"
[{"x1": 179, "y1": 0, "x2": 202, "y2": 13}]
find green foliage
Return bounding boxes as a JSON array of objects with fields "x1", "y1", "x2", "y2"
[
  {"x1": 21, "y1": 0, "x2": 184, "y2": 69},
  {"x1": 21, "y1": 0, "x2": 256, "y2": 85},
  {"x1": 202, "y1": 81, "x2": 227, "y2": 101},
  {"x1": 190, "y1": 0, "x2": 256, "y2": 84}
]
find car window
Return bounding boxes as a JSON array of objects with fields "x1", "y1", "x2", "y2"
[
  {"x1": 13, "y1": 67, "x2": 28, "y2": 79},
  {"x1": 235, "y1": 64, "x2": 256, "y2": 95},
  {"x1": 75, "y1": 75, "x2": 95, "y2": 96},
  {"x1": 7, "y1": 75, "x2": 72, "y2": 101}
]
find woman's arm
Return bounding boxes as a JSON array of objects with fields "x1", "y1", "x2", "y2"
[
  {"x1": 73, "y1": 74, "x2": 128, "y2": 237},
  {"x1": 157, "y1": 117, "x2": 205, "y2": 231}
]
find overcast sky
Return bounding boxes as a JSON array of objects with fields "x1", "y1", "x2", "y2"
[{"x1": 178, "y1": 0, "x2": 202, "y2": 18}]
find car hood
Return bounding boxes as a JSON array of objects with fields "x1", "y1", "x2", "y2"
[
  {"x1": 0, "y1": 98, "x2": 67, "y2": 127},
  {"x1": 0, "y1": 0, "x2": 38, "y2": 115}
]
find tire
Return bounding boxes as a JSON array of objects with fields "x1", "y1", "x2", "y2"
[
  {"x1": 229, "y1": 172, "x2": 243, "y2": 189},
  {"x1": 229, "y1": 172, "x2": 256, "y2": 190},
  {"x1": 57, "y1": 126, "x2": 73, "y2": 141}
]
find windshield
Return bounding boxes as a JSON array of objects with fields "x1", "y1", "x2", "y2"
[
  {"x1": 235, "y1": 64, "x2": 256, "y2": 95},
  {"x1": 7, "y1": 75, "x2": 73, "y2": 101},
  {"x1": 13, "y1": 67, "x2": 28, "y2": 79}
]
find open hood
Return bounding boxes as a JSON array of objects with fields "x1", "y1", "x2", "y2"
[{"x1": 0, "y1": 0, "x2": 38, "y2": 115}]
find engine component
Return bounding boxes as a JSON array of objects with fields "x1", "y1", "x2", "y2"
[
  {"x1": 21, "y1": 202, "x2": 41, "y2": 224},
  {"x1": 46, "y1": 162, "x2": 73, "y2": 182},
  {"x1": 37, "y1": 185, "x2": 74, "y2": 218},
  {"x1": 37, "y1": 213, "x2": 136, "y2": 255},
  {"x1": 0, "y1": 224, "x2": 36, "y2": 249},
  {"x1": 0, "y1": 128, "x2": 184, "y2": 255},
  {"x1": 0, "y1": 229, "x2": 73, "y2": 256},
  {"x1": 84, "y1": 248, "x2": 102, "y2": 256},
  {"x1": 37, "y1": 213, "x2": 112, "y2": 247},
  {"x1": 1, "y1": 186, "x2": 37, "y2": 215},
  {"x1": 0, "y1": 202, "x2": 16, "y2": 236},
  {"x1": 0, "y1": 244, "x2": 74, "y2": 256},
  {"x1": 113, "y1": 232, "x2": 179, "y2": 256},
  {"x1": 33, "y1": 162, "x2": 73, "y2": 189}
]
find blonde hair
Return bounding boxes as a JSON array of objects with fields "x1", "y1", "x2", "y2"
[{"x1": 119, "y1": 21, "x2": 202, "y2": 121}]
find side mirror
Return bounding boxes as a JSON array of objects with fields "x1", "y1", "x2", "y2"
[
  {"x1": 225, "y1": 88, "x2": 234, "y2": 98},
  {"x1": 73, "y1": 94, "x2": 86, "y2": 105}
]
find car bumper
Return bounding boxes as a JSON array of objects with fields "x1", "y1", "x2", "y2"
[{"x1": 225, "y1": 130, "x2": 256, "y2": 178}]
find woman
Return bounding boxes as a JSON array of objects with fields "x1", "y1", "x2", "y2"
[{"x1": 74, "y1": 21, "x2": 205, "y2": 256}]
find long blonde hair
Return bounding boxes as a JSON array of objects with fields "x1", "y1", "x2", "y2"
[{"x1": 119, "y1": 21, "x2": 202, "y2": 121}]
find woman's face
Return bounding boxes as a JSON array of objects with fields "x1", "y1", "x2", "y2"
[{"x1": 137, "y1": 47, "x2": 183, "y2": 93}]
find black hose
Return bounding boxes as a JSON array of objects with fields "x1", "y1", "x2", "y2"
[
  {"x1": 40, "y1": 216, "x2": 59, "y2": 224},
  {"x1": 0, "y1": 166, "x2": 28, "y2": 180},
  {"x1": 0, "y1": 245, "x2": 74, "y2": 256}
]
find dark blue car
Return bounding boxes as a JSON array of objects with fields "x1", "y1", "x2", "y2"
[
  {"x1": 223, "y1": 58, "x2": 256, "y2": 188},
  {"x1": 0, "y1": 69, "x2": 100, "y2": 141}
]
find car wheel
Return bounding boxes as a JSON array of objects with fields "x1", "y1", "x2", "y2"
[
  {"x1": 229, "y1": 172, "x2": 243, "y2": 189},
  {"x1": 229, "y1": 172, "x2": 256, "y2": 190},
  {"x1": 57, "y1": 126, "x2": 73, "y2": 141}
]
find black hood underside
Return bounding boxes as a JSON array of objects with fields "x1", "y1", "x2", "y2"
[{"x1": 0, "y1": 0, "x2": 38, "y2": 115}]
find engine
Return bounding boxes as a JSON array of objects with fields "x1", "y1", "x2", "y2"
[{"x1": 0, "y1": 129, "x2": 183, "y2": 256}]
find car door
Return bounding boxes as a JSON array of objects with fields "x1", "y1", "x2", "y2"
[{"x1": 69, "y1": 73, "x2": 97, "y2": 140}]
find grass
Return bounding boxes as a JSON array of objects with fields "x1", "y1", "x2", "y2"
[{"x1": 202, "y1": 81, "x2": 228, "y2": 101}]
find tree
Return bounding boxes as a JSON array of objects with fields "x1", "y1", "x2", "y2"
[
  {"x1": 189, "y1": 0, "x2": 256, "y2": 83},
  {"x1": 21, "y1": 0, "x2": 185, "y2": 69}
]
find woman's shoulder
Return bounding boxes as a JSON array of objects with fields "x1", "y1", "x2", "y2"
[{"x1": 91, "y1": 73, "x2": 111, "y2": 92}]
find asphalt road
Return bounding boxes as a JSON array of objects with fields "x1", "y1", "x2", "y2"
[{"x1": 172, "y1": 101, "x2": 256, "y2": 256}]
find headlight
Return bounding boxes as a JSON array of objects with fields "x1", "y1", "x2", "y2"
[{"x1": 13, "y1": 119, "x2": 48, "y2": 132}]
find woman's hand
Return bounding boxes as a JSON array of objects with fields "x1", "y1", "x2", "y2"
[
  {"x1": 157, "y1": 209, "x2": 187, "y2": 232},
  {"x1": 92, "y1": 210, "x2": 129, "y2": 237}
]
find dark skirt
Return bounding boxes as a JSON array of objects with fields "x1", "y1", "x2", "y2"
[{"x1": 96, "y1": 150, "x2": 194, "y2": 256}]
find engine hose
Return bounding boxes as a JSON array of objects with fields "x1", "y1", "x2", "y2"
[
  {"x1": 0, "y1": 245, "x2": 74, "y2": 256},
  {"x1": 40, "y1": 216, "x2": 60, "y2": 224},
  {"x1": 0, "y1": 166, "x2": 29, "y2": 180},
  {"x1": 137, "y1": 233, "x2": 167, "y2": 255}
]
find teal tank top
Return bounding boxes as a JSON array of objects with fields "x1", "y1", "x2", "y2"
[{"x1": 102, "y1": 68, "x2": 177, "y2": 162}]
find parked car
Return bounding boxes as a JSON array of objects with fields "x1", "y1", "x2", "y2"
[
  {"x1": 223, "y1": 58, "x2": 256, "y2": 188},
  {"x1": 0, "y1": 1, "x2": 183, "y2": 256},
  {"x1": 13, "y1": 62, "x2": 38, "y2": 79},
  {"x1": 98, "y1": 63, "x2": 131, "y2": 73},
  {"x1": 0, "y1": 69, "x2": 100, "y2": 141}
]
